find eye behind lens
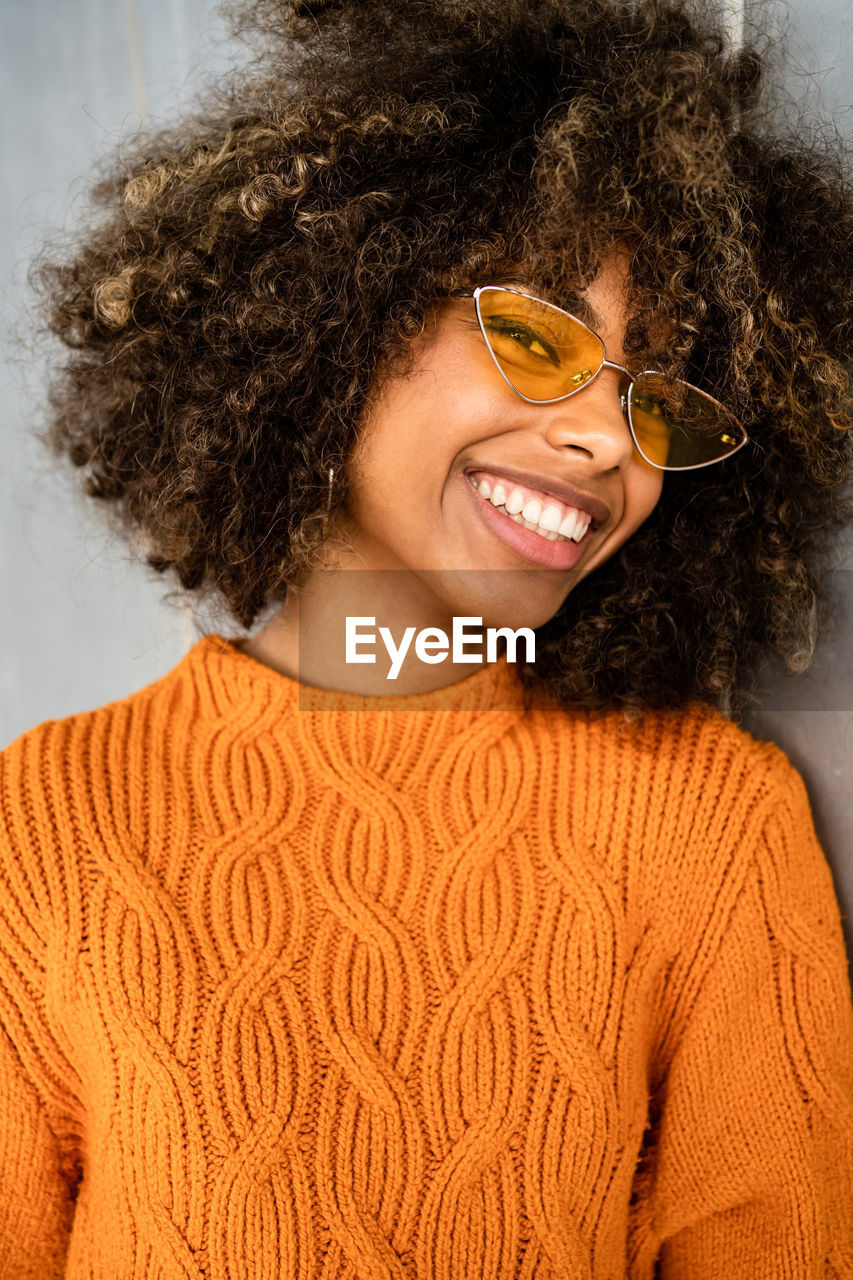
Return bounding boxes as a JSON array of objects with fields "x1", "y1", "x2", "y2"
[
  {"x1": 629, "y1": 372, "x2": 746, "y2": 469},
  {"x1": 476, "y1": 287, "x2": 606, "y2": 401}
]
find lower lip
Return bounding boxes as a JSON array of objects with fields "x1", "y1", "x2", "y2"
[{"x1": 463, "y1": 475, "x2": 593, "y2": 570}]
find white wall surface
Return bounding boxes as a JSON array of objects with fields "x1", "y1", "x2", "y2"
[{"x1": 1, "y1": 0, "x2": 851, "y2": 957}]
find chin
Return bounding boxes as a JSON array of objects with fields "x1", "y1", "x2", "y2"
[{"x1": 428, "y1": 570, "x2": 571, "y2": 635}]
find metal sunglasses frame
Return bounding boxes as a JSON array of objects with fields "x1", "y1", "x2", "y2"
[{"x1": 459, "y1": 284, "x2": 750, "y2": 473}]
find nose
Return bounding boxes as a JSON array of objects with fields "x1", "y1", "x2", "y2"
[{"x1": 539, "y1": 365, "x2": 635, "y2": 470}]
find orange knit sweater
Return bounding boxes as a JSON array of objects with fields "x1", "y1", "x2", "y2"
[{"x1": 0, "y1": 632, "x2": 852, "y2": 1279}]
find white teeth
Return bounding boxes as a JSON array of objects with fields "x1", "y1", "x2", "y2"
[
  {"x1": 472, "y1": 473, "x2": 594, "y2": 544},
  {"x1": 558, "y1": 511, "x2": 579, "y2": 539},
  {"x1": 539, "y1": 503, "x2": 563, "y2": 533}
]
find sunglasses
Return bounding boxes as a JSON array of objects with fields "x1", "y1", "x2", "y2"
[{"x1": 457, "y1": 285, "x2": 749, "y2": 471}]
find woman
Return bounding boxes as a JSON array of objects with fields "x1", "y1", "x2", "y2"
[{"x1": 1, "y1": 0, "x2": 852, "y2": 1275}]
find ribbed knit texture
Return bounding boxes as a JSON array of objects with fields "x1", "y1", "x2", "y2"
[{"x1": 0, "y1": 632, "x2": 852, "y2": 1279}]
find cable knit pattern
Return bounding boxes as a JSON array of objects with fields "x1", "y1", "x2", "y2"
[{"x1": 0, "y1": 632, "x2": 851, "y2": 1279}]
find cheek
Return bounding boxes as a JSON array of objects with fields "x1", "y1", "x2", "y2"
[
  {"x1": 351, "y1": 361, "x2": 495, "y2": 512},
  {"x1": 345, "y1": 395, "x2": 444, "y2": 542}
]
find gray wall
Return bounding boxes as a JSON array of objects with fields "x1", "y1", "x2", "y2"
[
  {"x1": 1, "y1": 0, "x2": 234, "y2": 739},
  {"x1": 1, "y1": 1, "x2": 851, "y2": 957}
]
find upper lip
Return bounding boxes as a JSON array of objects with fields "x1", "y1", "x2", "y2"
[{"x1": 464, "y1": 464, "x2": 611, "y2": 529}]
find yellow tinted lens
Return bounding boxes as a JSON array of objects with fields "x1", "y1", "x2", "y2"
[
  {"x1": 476, "y1": 288, "x2": 604, "y2": 400},
  {"x1": 629, "y1": 373, "x2": 745, "y2": 468}
]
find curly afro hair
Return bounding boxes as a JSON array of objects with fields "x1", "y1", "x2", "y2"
[{"x1": 29, "y1": 0, "x2": 853, "y2": 719}]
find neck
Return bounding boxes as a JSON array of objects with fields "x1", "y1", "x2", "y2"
[{"x1": 242, "y1": 570, "x2": 494, "y2": 697}]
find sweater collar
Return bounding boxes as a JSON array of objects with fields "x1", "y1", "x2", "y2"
[{"x1": 185, "y1": 633, "x2": 530, "y2": 719}]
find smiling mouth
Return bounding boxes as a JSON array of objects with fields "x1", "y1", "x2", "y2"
[{"x1": 466, "y1": 470, "x2": 594, "y2": 544}]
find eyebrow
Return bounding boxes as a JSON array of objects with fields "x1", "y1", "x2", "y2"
[{"x1": 498, "y1": 277, "x2": 604, "y2": 332}]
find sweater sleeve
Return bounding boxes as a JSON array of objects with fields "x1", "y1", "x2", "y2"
[
  {"x1": 0, "y1": 727, "x2": 83, "y2": 1279},
  {"x1": 645, "y1": 754, "x2": 853, "y2": 1278}
]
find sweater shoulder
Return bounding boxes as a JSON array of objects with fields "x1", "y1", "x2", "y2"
[
  {"x1": 0, "y1": 651, "x2": 191, "y2": 791},
  {"x1": 633, "y1": 699, "x2": 800, "y2": 788},
  {"x1": 530, "y1": 696, "x2": 802, "y2": 803},
  {"x1": 522, "y1": 698, "x2": 817, "y2": 956},
  {"x1": 0, "y1": 650, "x2": 199, "y2": 902}
]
